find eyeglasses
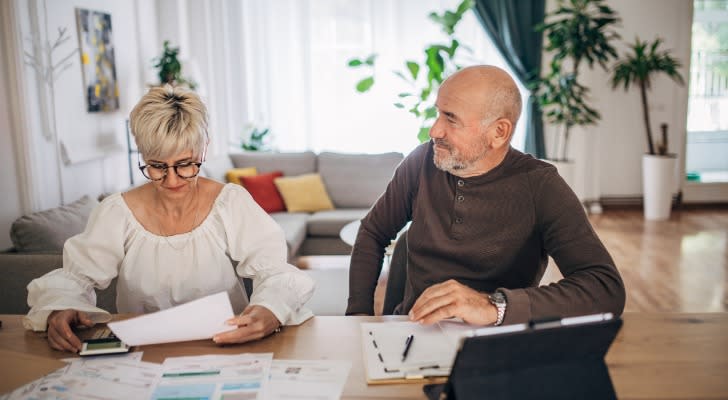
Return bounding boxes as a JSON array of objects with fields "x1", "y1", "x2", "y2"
[{"x1": 138, "y1": 161, "x2": 202, "y2": 181}]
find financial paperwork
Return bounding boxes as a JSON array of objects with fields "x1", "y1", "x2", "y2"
[
  {"x1": 361, "y1": 320, "x2": 476, "y2": 383},
  {"x1": 3, "y1": 356, "x2": 162, "y2": 400},
  {"x1": 2, "y1": 354, "x2": 353, "y2": 400},
  {"x1": 152, "y1": 354, "x2": 272, "y2": 400},
  {"x1": 108, "y1": 291, "x2": 236, "y2": 346},
  {"x1": 267, "y1": 359, "x2": 351, "y2": 400}
]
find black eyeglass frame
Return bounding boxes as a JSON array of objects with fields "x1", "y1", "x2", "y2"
[{"x1": 137, "y1": 161, "x2": 203, "y2": 181}]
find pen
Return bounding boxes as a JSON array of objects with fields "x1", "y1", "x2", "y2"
[{"x1": 401, "y1": 334, "x2": 414, "y2": 362}]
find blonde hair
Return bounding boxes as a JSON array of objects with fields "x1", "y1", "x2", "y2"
[{"x1": 129, "y1": 85, "x2": 208, "y2": 161}]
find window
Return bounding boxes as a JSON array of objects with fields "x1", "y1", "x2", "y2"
[
  {"x1": 234, "y1": 0, "x2": 529, "y2": 155},
  {"x1": 686, "y1": 0, "x2": 728, "y2": 183}
]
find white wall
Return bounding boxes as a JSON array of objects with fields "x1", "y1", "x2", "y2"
[
  {"x1": 546, "y1": 0, "x2": 692, "y2": 201},
  {"x1": 0, "y1": 0, "x2": 158, "y2": 246}
]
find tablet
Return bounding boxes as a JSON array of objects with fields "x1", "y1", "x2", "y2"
[{"x1": 424, "y1": 313, "x2": 623, "y2": 400}]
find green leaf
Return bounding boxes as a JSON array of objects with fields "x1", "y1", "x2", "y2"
[
  {"x1": 348, "y1": 59, "x2": 363, "y2": 67},
  {"x1": 424, "y1": 106, "x2": 437, "y2": 119},
  {"x1": 418, "y1": 127, "x2": 431, "y2": 143},
  {"x1": 406, "y1": 61, "x2": 420, "y2": 80},
  {"x1": 398, "y1": 93, "x2": 412, "y2": 98},
  {"x1": 356, "y1": 77, "x2": 375, "y2": 92},
  {"x1": 365, "y1": 54, "x2": 378, "y2": 65},
  {"x1": 394, "y1": 103, "x2": 405, "y2": 109}
]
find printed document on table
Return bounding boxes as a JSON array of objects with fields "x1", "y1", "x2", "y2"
[
  {"x1": 108, "y1": 291, "x2": 236, "y2": 346},
  {"x1": 152, "y1": 353, "x2": 273, "y2": 400},
  {"x1": 361, "y1": 320, "x2": 476, "y2": 383},
  {"x1": 3, "y1": 357, "x2": 162, "y2": 400},
  {"x1": 266, "y1": 359, "x2": 352, "y2": 400}
]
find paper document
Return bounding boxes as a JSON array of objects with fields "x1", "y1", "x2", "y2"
[
  {"x1": 108, "y1": 291, "x2": 236, "y2": 346},
  {"x1": 361, "y1": 320, "x2": 476, "y2": 383},
  {"x1": 152, "y1": 353, "x2": 273, "y2": 400},
  {"x1": 3, "y1": 357, "x2": 162, "y2": 400},
  {"x1": 267, "y1": 359, "x2": 351, "y2": 400}
]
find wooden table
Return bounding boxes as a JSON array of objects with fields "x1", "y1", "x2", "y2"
[{"x1": 1, "y1": 313, "x2": 727, "y2": 399}]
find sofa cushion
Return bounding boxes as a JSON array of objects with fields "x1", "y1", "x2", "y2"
[
  {"x1": 0, "y1": 253, "x2": 118, "y2": 314},
  {"x1": 230, "y1": 151, "x2": 316, "y2": 177},
  {"x1": 225, "y1": 167, "x2": 257, "y2": 185},
  {"x1": 306, "y1": 209, "x2": 369, "y2": 237},
  {"x1": 318, "y1": 152, "x2": 403, "y2": 208},
  {"x1": 274, "y1": 173, "x2": 334, "y2": 213},
  {"x1": 10, "y1": 195, "x2": 99, "y2": 253},
  {"x1": 268, "y1": 212, "x2": 309, "y2": 258},
  {"x1": 241, "y1": 171, "x2": 286, "y2": 213}
]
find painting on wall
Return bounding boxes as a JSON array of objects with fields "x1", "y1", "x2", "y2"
[{"x1": 75, "y1": 8, "x2": 119, "y2": 112}]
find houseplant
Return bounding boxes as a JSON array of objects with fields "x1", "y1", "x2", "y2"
[
  {"x1": 240, "y1": 126, "x2": 271, "y2": 152},
  {"x1": 534, "y1": 0, "x2": 620, "y2": 165},
  {"x1": 153, "y1": 40, "x2": 197, "y2": 90},
  {"x1": 611, "y1": 37, "x2": 685, "y2": 220},
  {"x1": 348, "y1": 0, "x2": 473, "y2": 143}
]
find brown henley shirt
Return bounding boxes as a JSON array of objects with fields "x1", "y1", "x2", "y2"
[{"x1": 346, "y1": 142, "x2": 625, "y2": 324}]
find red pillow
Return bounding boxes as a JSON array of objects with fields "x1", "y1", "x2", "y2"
[{"x1": 240, "y1": 171, "x2": 286, "y2": 213}]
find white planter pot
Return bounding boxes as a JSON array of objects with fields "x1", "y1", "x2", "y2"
[
  {"x1": 642, "y1": 154, "x2": 677, "y2": 220},
  {"x1": 543, "y1": 159, "x2": 579, "y2": 194}
]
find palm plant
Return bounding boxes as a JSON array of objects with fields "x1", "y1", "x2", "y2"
[
  {"x1": 534, "y1": 0, "x2": 620, "y2": 161},
  {"x1": 611, "y1": 37, "x2": 685, "y2": 155}
]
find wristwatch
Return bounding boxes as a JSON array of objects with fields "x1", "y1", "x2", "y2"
[{"x1": 488, "y1": 291, "x2": 507, "y2": 326}]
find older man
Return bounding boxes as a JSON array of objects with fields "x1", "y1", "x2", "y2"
[{"x1": 346, "y1": 65, "x2": 625, "y2": 326}]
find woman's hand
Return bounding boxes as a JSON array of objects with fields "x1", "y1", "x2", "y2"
[
  {"x1": 46, "y1": 309, "x2": 95, "y2": 352},
  {"x1": 212, "y1": 305, "x2": 281, "y2": 345}
]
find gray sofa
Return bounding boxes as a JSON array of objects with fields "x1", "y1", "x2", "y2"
[
  {"x1": 0, "y1": 151, "x2": 403, "y2": 314},
  {"x1": 203, "y1": 151, "x2": 404, "y2": 257}
]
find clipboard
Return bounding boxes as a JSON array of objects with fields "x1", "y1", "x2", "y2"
[
  {"x1": 360, "y1": 321, "x2": 476, "y2": 384},
  {"x1": 423, "y1": 313, "x2": 623, "y2": 400}
]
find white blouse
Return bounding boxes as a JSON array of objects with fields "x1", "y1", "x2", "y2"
[{"x1": 24, "y1": 184, "x2": 315, "y2": 331}]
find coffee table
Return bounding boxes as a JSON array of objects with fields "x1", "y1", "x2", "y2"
[{"x1": 339, "y1": 220, "x2": 360, "y2": 247}]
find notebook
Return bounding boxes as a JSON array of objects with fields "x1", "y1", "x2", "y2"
[
  {"x1": 360, "y1": 320, "x2": 477, "y2": 384},
  {"x1": 423, "y1": 313, "x2": 623, "y2": 400}
]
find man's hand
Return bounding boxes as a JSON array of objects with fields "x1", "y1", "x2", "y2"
[
  {"x1": 408, "y1": 279, "x2": 498, "y2": 325},
  {"x1": 213, "y1": 305, "x2": 281, "y2": 345},
  {"x1": 47, "y1": 309, "x2": 95, "y2": 352}
]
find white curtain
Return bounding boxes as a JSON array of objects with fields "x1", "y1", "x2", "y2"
[{"x1": 166, "y1": 0, "x2": 527, "y2": 156}]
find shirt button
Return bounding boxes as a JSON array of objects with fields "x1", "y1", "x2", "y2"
[
  {"x1": 456, "y1": 195, "x2": 465, "y2": 202},
  {"x1": 455, "y1": 217, "x2": 463, "y2": 224},
  {"x1": 457, "y1": 180, "x2": 465, "y2": 187}
]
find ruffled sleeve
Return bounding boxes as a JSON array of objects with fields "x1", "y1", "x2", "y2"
[
  {"x1": 23, "y1": 195, "x2": 127, "y2": 331},
  {"x1": 220, "y1": 185, "x2": 315, "y2": 325}
]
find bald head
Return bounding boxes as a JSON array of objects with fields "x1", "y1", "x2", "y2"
[{"x1": 441, "y1": 65, "x2": 522, "y2": 131}]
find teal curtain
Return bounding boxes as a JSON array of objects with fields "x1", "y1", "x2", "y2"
[{"x1": 472, "y1": 0, "x2": 546, "y2": 158}]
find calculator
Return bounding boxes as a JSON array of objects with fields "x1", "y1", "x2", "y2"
[{"x1": 79, "y1": 328, "x2": 130, "y2": 356}]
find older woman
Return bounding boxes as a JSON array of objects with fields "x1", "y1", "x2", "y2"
[{"x1": 24, "y1": 85, "x2": 315, "y2": 352}]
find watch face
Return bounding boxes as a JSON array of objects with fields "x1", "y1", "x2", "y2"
[{"x1": 490, "y1": 292, "x2": 506, "y2": 305}]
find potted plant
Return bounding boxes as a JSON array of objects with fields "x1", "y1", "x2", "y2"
[
  {"x1": 348, "y1": 0, "x2": 474, "y2": 143},
  {"x1": 153, "y1": 40, "x2": 197, "y2": 90},
  {"x1": 533, "y1": 0, "x2": 620, "y2": 188},
  {"x1": 611, "y1": 37, "x2": 685, "y2": 220}
]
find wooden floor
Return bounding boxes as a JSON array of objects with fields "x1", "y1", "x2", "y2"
[{"x1": 297, "y1": 208, "x2": 728, "y2": 315}]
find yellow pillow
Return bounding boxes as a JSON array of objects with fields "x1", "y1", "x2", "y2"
[
  {"x1": 274, "y1": 173, "x2": 335, "y2": 213},
  {"x1": 225, "y1": 167, "x2": 257, "y2": 185}
]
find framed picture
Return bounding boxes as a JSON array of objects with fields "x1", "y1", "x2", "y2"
[{"x1": 75, "y1": 8, "x2": 119, "y2": 112}]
